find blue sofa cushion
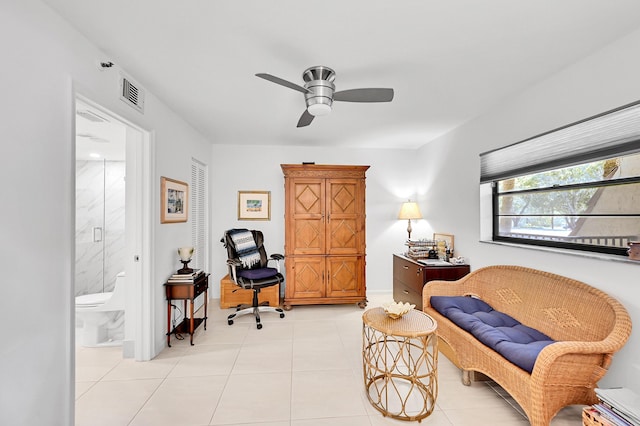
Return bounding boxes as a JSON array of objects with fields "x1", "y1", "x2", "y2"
[{"x1": 430, "y1": 296, "x2": 554, "y2": 373}]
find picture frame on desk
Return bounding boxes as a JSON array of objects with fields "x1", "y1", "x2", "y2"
[{"x1": 433, "y1": 232, "x2": 454, "y2": 253}]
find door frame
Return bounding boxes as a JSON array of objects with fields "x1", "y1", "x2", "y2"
[{"x1": 74, "y1": 93, "x2": 154, "y2": 361}]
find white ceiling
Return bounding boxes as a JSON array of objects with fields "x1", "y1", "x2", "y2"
[{"x1": 43, "y1": 0, "x2": 640, "y2": 150}]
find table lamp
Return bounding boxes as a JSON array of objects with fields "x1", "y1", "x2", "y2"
[
  {"x1": 177, "y1": 246, "x2": 195, "y2": 274},
  {"x1": 398, "y1": 200, "x2": 422, "y2": 240}
]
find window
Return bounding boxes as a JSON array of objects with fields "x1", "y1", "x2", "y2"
[
  {"x1": 481, "y1": 101, "x2": 640, "y2": 256},
  {"x1": 494, "y1": 153, "x2": 640, "y2": 255}
]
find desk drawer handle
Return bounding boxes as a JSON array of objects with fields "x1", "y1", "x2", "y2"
[
  {"x1": 402, "y1": 290, "x2": 409, "y2": 295},
  {"x1": 403, "y1": 265, "x2": 409, "y2": 270}
]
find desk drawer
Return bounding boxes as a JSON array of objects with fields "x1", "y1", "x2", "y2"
[
  {"x1": 393, "y1": 256, "x2": 424, "y2": 287},
  {"x1": 194, "y1": 278, "x2": 208, "y2": 297},
  {"x1": 393, "y1": 281, "x2": 422, "y2": 309}
]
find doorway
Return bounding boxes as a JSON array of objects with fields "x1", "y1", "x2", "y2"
[{"x1": 74, "y1": 95, "x2": 152, "y2": 360}]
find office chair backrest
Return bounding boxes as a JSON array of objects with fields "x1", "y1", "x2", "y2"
[{"x1": 222, "y1": 229, "x2": 268, "y2": 270}]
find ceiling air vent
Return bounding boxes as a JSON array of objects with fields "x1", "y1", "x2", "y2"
[{"x1": 119, "y1": 73, "x2": 145, "y2": 113}]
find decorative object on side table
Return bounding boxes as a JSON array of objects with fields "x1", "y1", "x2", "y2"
[
  {"x1": 405, "y1": 238, "x2": 437, "y2": 260},
  {"x1": 382, "y1": 301, "x2": 416, "y2": 319},
  {"x1": 398, "y1": 200, "x2": 422, "y2": 240},
  {"x1": 177, "y1": 246, "x2": 194, "y2": 274}
]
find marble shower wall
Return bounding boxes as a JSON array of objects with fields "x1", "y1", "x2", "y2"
[{"x1": 75, "y1": 160, "x2": 125, "y2": 296}]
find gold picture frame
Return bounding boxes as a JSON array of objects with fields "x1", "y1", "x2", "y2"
[
  {"x1": 161, "y1": 177, "x2": 188, "y2": 223},
  {"x1": 238, "y1": 190, "x2": 271, "y2": 221}
]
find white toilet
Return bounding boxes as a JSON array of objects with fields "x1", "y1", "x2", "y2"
[{"x1": 76, "y1": 272, "x2": 126, "y2": 347}]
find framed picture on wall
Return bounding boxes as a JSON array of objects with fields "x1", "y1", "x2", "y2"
[
  {"x1": 161, "y1": 176, "x2": 188, "y2": 223},
  {"x1": 238, "y1": 190, "x2": 271, "y2": 220}
]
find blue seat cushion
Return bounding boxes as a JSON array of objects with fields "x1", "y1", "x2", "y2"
[
  {"x1": 238, "y1": 267, "x2": 278, "y2": 280},
  {"x1": 430, "y1": 296, "x2": 554, "y2": 373}
]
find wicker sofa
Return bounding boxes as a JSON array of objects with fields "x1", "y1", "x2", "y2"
[{"x1": 422, "y1": 265, "x2": 632, "y2": 426}]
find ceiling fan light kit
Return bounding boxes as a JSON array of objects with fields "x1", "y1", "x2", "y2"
[
  {"x1": 307, "y1": 102, "x2": 332, "y2": 116},
  {"x1": 256, "y1": 65, "x2": 394, "y2": 127}
]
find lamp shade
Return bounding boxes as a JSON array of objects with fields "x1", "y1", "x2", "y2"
[{"x1": 398, "y1": 201, "x2": 422, "y2": 220}]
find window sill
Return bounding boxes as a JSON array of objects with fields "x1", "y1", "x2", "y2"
[{"x1": 480, "y1": 240, "x2": 639, "y2": 265}]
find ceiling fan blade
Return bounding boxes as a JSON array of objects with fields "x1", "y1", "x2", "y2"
[
  {"x1": 333, "y1": 88, "x2": 394, "y2": 103},
  {"x1": 256, "y1": 73, "x2": 310, "y2": 94},
  {"x1": 297, "y1": 110, "x2": 315, "y2": 128}
]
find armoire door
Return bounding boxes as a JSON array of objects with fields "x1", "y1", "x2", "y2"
[
  {"x1": 326, "y1": 179, "x2": 363, "y2": 255},
  {"x1": 286, "y1": 256, "x2": 325, "y2": 299},
  {"x1": 326, "y1": 256, "x2": 363, "y2": 298},
  {"x1": 289, "y1": 178, "x2": 325, "y2": 255}
]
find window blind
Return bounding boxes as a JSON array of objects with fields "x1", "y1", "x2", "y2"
[{"x1": 480, "y1": 100, "x2": 640, "y2": 183}]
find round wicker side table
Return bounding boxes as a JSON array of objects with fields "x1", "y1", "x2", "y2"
[{"x1": 362, "y1": 307, "x2": 438, "y2": 422}]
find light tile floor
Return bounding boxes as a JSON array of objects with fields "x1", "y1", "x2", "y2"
[{"x1": 75, "y1": 293, "x2": 584, "y2": 425}]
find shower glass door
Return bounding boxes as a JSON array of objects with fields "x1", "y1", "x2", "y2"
[{"x1": 75, "y1": 159, "x2": 126, "y2": 296}]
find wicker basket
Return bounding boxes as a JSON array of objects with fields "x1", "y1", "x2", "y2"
[{"x1": 582, "y1": 407, "x2": 615, "y2": 426}]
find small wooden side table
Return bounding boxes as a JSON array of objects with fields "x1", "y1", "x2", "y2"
[
  {"x1": 165, "y1": 273, "x2": 209, "y2": 346},
  {"x1": 362, "y1": 307, "x2": 438, "y2": 422}
]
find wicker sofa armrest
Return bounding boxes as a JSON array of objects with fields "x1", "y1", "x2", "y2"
[{"x1": 533, "y1": 341, "x2": 614, "y2": 381}]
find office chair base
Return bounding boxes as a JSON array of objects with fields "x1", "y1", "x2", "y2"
[{"x1": 227, "y1": 305, "x2": 285, "y2": 329}]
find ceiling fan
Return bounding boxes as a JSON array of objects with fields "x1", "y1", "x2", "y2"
[{"x1": 256, "y1": 66, "x2": 394, "y2": 128}]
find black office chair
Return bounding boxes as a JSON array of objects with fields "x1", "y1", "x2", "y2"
[{"x1": 221, "y1": 228, "x2": 285, "y2": 329}]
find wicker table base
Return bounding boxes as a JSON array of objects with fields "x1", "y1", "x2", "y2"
[{"x1": 362, "y1": 307, "x2": 438, "y2": 422}]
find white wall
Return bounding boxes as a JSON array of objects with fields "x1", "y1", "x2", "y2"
[
  {"x1": 208, "y1": 144, "x2": 425, "y2": 299},
  {"x1": 0, "y1": 1, "x2": 211, "y2": 424},
  {"x1": 417, "y1": 27, "x2": 640, "y2": 390}
]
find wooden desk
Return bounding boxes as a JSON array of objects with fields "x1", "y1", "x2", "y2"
[
  {"x1": 393, "y1": 254, "x2": 470, "y2": 310},
  {"x1": 165, "y1": 273, "x2": 209, "y2": 346}
]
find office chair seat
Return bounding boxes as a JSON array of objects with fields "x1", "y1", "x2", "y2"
[
  {"x1": 221, "y1": 229, "x2": 285, "y2": 329},
  {"x1": 237, "y1": 267, "x2": 278, "y2": 281}
]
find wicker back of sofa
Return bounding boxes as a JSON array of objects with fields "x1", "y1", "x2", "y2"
[{"x1": 424, "y1": 265, "x2": 631, "y2": 345}]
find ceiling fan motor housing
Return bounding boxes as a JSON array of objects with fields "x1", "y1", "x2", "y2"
[
  {"x1": 302, "y1": 66, "x2": 336, "y2": 83},
  {"x1": 303, "y1": 66, "x2": 335, "y2": 116}
]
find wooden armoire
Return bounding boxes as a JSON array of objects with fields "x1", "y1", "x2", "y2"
[{"x1": 281, "y1": 164, "x2": 369, "y2": 310}]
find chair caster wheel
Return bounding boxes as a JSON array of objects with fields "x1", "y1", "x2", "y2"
[
  {"x1": 257, "y1": 323, "x2": 262, "y2": 330},
  {"x1": 228, "y1": 319, "x2": 233, "y2": 326},
  {"x1": 280, "y1": 313, "x2": 285, "y2": 318}
]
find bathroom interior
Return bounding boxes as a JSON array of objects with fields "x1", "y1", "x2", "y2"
[{"x1": 75, "y1": 100, "x2": 128, "y2": 348}]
